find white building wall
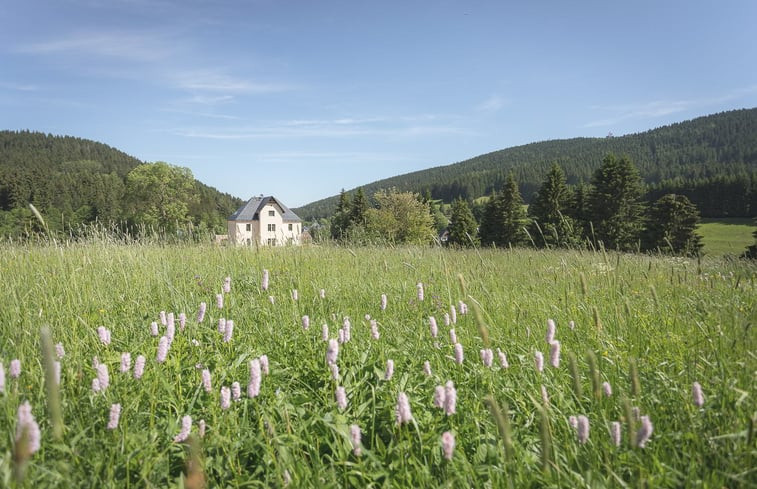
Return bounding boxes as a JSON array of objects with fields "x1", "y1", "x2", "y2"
[{"x1": 228, "y1": 202, "x2": 301, "y2": 246}]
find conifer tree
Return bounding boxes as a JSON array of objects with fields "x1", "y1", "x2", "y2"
[
  {"x1": 587, "y1": 154, "x2": 645, "y2": 251},
  {"x1": 499, "y1": 173, "x2": 529, "y2": 247},
  {"x1": 330, "y1": 189, "x2": 351, "y2": 240},
  {"x1": 528, "y1": 164, "x2": 580, "y2": 248},
  {"x1": 447, "y1": 198, "x2": 478, "y2": 247},
  {"x1": 642, "y1": 194, "x2": 703, "y2": 255}
]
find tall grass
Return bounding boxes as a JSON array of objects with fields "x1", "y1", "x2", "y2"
[{"x1": 0, "y1": 241, "x2": 755, "y2": 487}]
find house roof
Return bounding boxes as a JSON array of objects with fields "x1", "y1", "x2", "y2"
[{"x1": 228, "y1": 196, "x2": 302, "y2": 222}]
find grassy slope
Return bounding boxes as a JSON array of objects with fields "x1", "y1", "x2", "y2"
[
  {"x1": 698, "y1": 218, "x2": 755, "y2": 255},
  {"x1": 0, "y1": 244, "x2": 755, "y2": 487}
]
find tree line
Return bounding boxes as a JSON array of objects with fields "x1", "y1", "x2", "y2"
[
  {"x1": 295, "y1": 108, "x2": 757, "y2": 220},
  {"x1": 0, "y1": 131, "x2": 242, "y2": 238},
  {"x1": 327, "y1": 155, "x2": 717, "y2": 256}
]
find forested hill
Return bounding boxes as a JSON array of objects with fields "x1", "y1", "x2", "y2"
[
  {"x1": 294, "y1": 108, "x2": 757, "y2": 219},
  {"x1": 0, "y1": 131, "x2": 243, "y2": 236}
]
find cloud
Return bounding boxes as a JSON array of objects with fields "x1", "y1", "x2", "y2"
[
  {"x1": 0, "y1": 82, "x2": 39, "y2": 91},
  {"x1": 16, "y1": 31, "x2": 174, "y2": 62},
  {"x1": 476, "y1": 95, "x2": 506, "y2": 112},
  {"x1": 174, "y1": 71, "x2": 295, "y2": 93}
]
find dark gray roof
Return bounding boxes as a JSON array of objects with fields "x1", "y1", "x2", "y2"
[{"x1": 228, "y1": 196, "x2": 302, "y2": 222}]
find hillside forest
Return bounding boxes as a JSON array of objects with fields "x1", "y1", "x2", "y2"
[
  {"x1": 294, "y1": 109, "x2": 757, "y2": 221},
  {"x1": 0, "y1": 131, "x2": 242, "y2": 237}
]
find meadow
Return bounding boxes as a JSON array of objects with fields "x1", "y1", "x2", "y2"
[
  {"x1": 0, "y1": 241, "x2": 755, "y2": 488},
  {"x1": 698, "y1": 218, "x2": 755, "y2": 256}
]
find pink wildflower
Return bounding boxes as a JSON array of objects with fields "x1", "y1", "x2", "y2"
[
  {"x1": 429, "y1": 316, "x2": 438, "y2": 338},
  {"x1": 217, "y1": 317, "x2": 226, "y2": 334},
  {"x1": 342, "y1": 317, "x2": 351, "y2": 342},
  {"x1": 541, "y1": 385, "x2": 549, "y2": 404},
  {"x1": 15, "y1": 401, "x2": 41, "y2": 454},
  {"x1": 577, "y1": 415, "x2": 590, "y2": 444},
  {"x1": 223, "y1": 276, "x2": 231, "y2": 294},
  {"x1": 97, "y1": 363, "x2": 109, "y2": 391},
  {"x1": 338, "y1": 328, "x2": 345, "y2": 344},
  {"x1": 107, "y1": 403, "x2": 121, "y2": 430},
  {"x1": 178, "y1": 312, "x2": 186, "y2": 331},
  {"x1": 150, "y1": 322, "x2": 159, "y2": 336},
  {"x1": 441, "y1": 431, "x2": 455, "y2": 460},
  {"x1": 458, "y1": 301, "x2": 468, "y2": 315},
  {"x1": 443, "y1": 380, "x2": 457, "y2": 416},
  {"x1": 326, "y1": 339, "x2": 339, "y2": 365},
  {"x1": 370, "y1": 320, "x2": 380, "y2": 340},
  {"x1": 380, "y1": 294, "x2": 387, "y2": 311},
  {"x1": 216, "y1": 293, "x2": 224, "y2": 309},
  {"x1": 636, "y1": 416, "x2": 653, "y2": 448},
  {"x1": 602, "y1": 381, "x2": 612, "y2": 397},
  {"x1": 157, "y1": 336, "x2": 169, "y2": 363},
  {"x1": 120, "y1": 352, "x2": 131, "y2": 373},
  {"x1": 320, "y1": 288, "x2": 326, "y2": 299},
  {"x1": 416, "y1": 282, "x2": 424, "y2": 301},
  {"x1": 220, "y1": 386, "x2": 231, "y2": 410},
  {"x1": 692, "y1": 381, "x2": 704, "y2": 407},
  {"x1": 291, "y1": 289, "x2": 298, "y2": 301},
  {"x1": 497, "y1": 348, "x2": 509, "y2": 368},
  {"x1": 444, "y1": 313, "x2": 451, "y2": 326},
  {"x1": 454, "y1": 343, "x2": 464, "y2": 364},
  {"x1": 610, "y1": 421, "x2": 621, "y2": 447},
  {"x1": 197, "y1": 302, "x2": 207, "y2": 323},
  {"x1": 55, "y1": 342, "x2": 65, "y2": 359},
  {"x1": 97, "y1": 326, "x2": 111, "y2": 345},
  {"x1": 335, "y1": 386, "x2": 347, "y2": 410},
  {"x1": 268, "y1": 296, "x2": 275, "y2": 305},
  {"x1": 198, "y1": 419, "x2": 206, "y2": 438},
  {"x1": 350, "y1": 424, "x2": 362, "y2": 456},
  {"x1": 10, "y1": 359, "x2": 21, "y2": 378},
  {"x1": 546, "y1": 318, "x2": 556, "y2": 344},
  {"x1": 248, "y1": 359, "x2": 261, "y2": 397},
  {"x1": 396, "y1": 392, "x2": 413, "y2": 425},
  {"x1": 450, "y1": 304, "x2": 457, "y2": 324},
  {"x1": 434, "y1": 385, "x2": 446, "y2": 408},
  {"x1": 569, "y1": 320, "x2": 575, "y2": 330},
  {"x1": 160, "y1": 311, "x2": 167, "y2": 326},
  {"x1": 201, "y1": 369, "x2": 212, "y2": 392},
  {"x1": 480, "y1": 348, "x2": 493, "y2": 367},
  {"x1": 133, "y1": 355, "x2": 146, "y2": 379},
  {"x1": 174, "y1": 415, "x2": 192, "y2": 443},
  {"x1": 569, "y1": 415, "x2": 578, "y2": 428},
  {"x1": 321, "y1": 324, "x2": 329, "y2": 341},
  {"x1": 92, "y1": 377, "x2": 101, "y2": 393},
  {"x1": 549, "y1": 341, "x2": 561, "y2": 368},
  {"x1": 534, "y1": 351, "x2": 544, "y2": 373},
  {"x1": 384, "y1": 359, "x2": 394, "y2": 381},
  {"x1": 261, "y1": 269, "x2": 269, "y2": 291},
  {"x1": 423, "y1": 360, "x2": 432, "y2": 376},
  {"x1": 232, "y1": 381, "x2": 241, "y2": 401},
  {"x1": 223, "y1": 319, "x2": 234, "y2": 343},
  {"x1": 330, "y1": 363, "x2": 340, "y2": 381},
  {"x1": 302, "y1": 315, "x2": 310, "y2": 330},
  {"x1": 449, "y1": 329, "x2": 457, "y2": 344}
]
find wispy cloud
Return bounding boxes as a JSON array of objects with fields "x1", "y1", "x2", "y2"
[
  {"x1": 171, "y1": 116, "x2": 466, "y2": 140},
  {"x1": 476, "y1": 95, "x2": 506, "y2": 112},
  {"x1": 0, "y1": 82, "x2": 39, "y2": 91},
  {"x1": 16, "y1": 31, "x2": 174, "y2": 62},
  {"x1": 584, "y1": 86, "x2": 757, "y2": 128},
  {"x1": 174, "y1": 70, "x2": 295, "y2": 93}
]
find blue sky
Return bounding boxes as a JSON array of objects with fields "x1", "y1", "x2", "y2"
[{"x1": 2, "y1": 0, "x2": 756, "y2": 207}]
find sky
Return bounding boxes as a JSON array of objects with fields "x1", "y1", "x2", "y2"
[{"x1": 1, "y1": 0, "x2": 756, "y2": 208}]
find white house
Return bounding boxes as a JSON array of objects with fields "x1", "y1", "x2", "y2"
[{"x1": 227, "y1": 195, "x2": 303, "y2": 246}]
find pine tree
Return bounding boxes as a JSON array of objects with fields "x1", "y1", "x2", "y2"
[
  {"x1": 349, "y1": 187, "x2": 369, "y2": 227},
  {"x1": 499, "y1": 173, "x2": 529, "y2": 247},
  {"x1": 478, "y1": 192, "x2": 502, "y2": 247},
  {"x1": 587, "y1": 154, "x2": 645, "y2": 251},
  {"x1": 447, "y1": 198, "x2": 478, "y2": 247},
  {"x1": 528, "y1": 164, "x2": 580, "y2": 248},
  {"x1": 642, "y1": 194, "x2": 703, "y2": 255},
  {"x1": 330, "y1": 189, "x2": 351, "y2": 240}
]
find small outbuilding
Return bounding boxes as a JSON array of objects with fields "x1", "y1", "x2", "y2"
[{"x1": 227, "y1": 195, "x2": 303, "y2": 246}]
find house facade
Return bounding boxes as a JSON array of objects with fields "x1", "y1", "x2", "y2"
[{"x1": 227, "y1": 196, "x2": 303, "y2": 246}]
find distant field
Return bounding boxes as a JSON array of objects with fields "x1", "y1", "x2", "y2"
[{"x1": 698, "y1": 218, "x2": 755, "y2": 255}]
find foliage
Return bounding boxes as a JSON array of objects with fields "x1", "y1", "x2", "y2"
[
  {"x1": 587, "y1": 154, "x2": 645, "y2": 251},
  {"x1": 329, "y1": 189, "x2": 351, "y2": 240},
  {"x1": 479, "y1": 173, "x2": 528, "y2": 247},
  {"x1": 295, "y1": 109, "x2": 757, "y2": 220},
  {"x1": 446, "y1": 198, "x2": 478, "y2": 247},
  {"x1": 0, "y1": 131, "x2": 242, "y2": 237},
  {"x1": 363, "y1": 190, "x2": 434, "y2": 245},
  {"x1": 642, "y1": 194, "x2": 703, "y2": 255},
  {"x1": 528, "y1": 163, "x2": 582, "y2": 248},
  {"x1": 0, "y1": 242, "x2": 754, "y2": 487},
  {"x1": 125, "y1": 162, "x2": 197, "y2": 233}
]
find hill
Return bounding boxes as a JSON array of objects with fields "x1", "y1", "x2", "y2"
[
  {"x1": 0, "y1": 130, "x2": 243, "y2": 236},
  {"x1": 294, "y1": 108, "x2": 757, "y2": 220}
]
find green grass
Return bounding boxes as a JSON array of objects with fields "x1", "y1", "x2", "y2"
[
  {"x1": 698, "y1": 218, "x2": 755, "y2": 255},
  {"x1": 0, "y1": 242, "x2": 755, "y2": 487}
]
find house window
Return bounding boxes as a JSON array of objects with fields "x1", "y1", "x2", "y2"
[
  {"x1": 267, "y1": 238, "x2": 276, "y2": 246},
  {"x1": 245, "y1": 223, "x2": 251, "y2": 231},
  {"x1": 268, "y1": 223, "x2": 276, "y2": 232},
  {"x1": 288, "y1": 223, "x2": 293, "y2": 231},
  {"x1": 268, "y1": 210, "x2": 275, "y2": 217}
]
